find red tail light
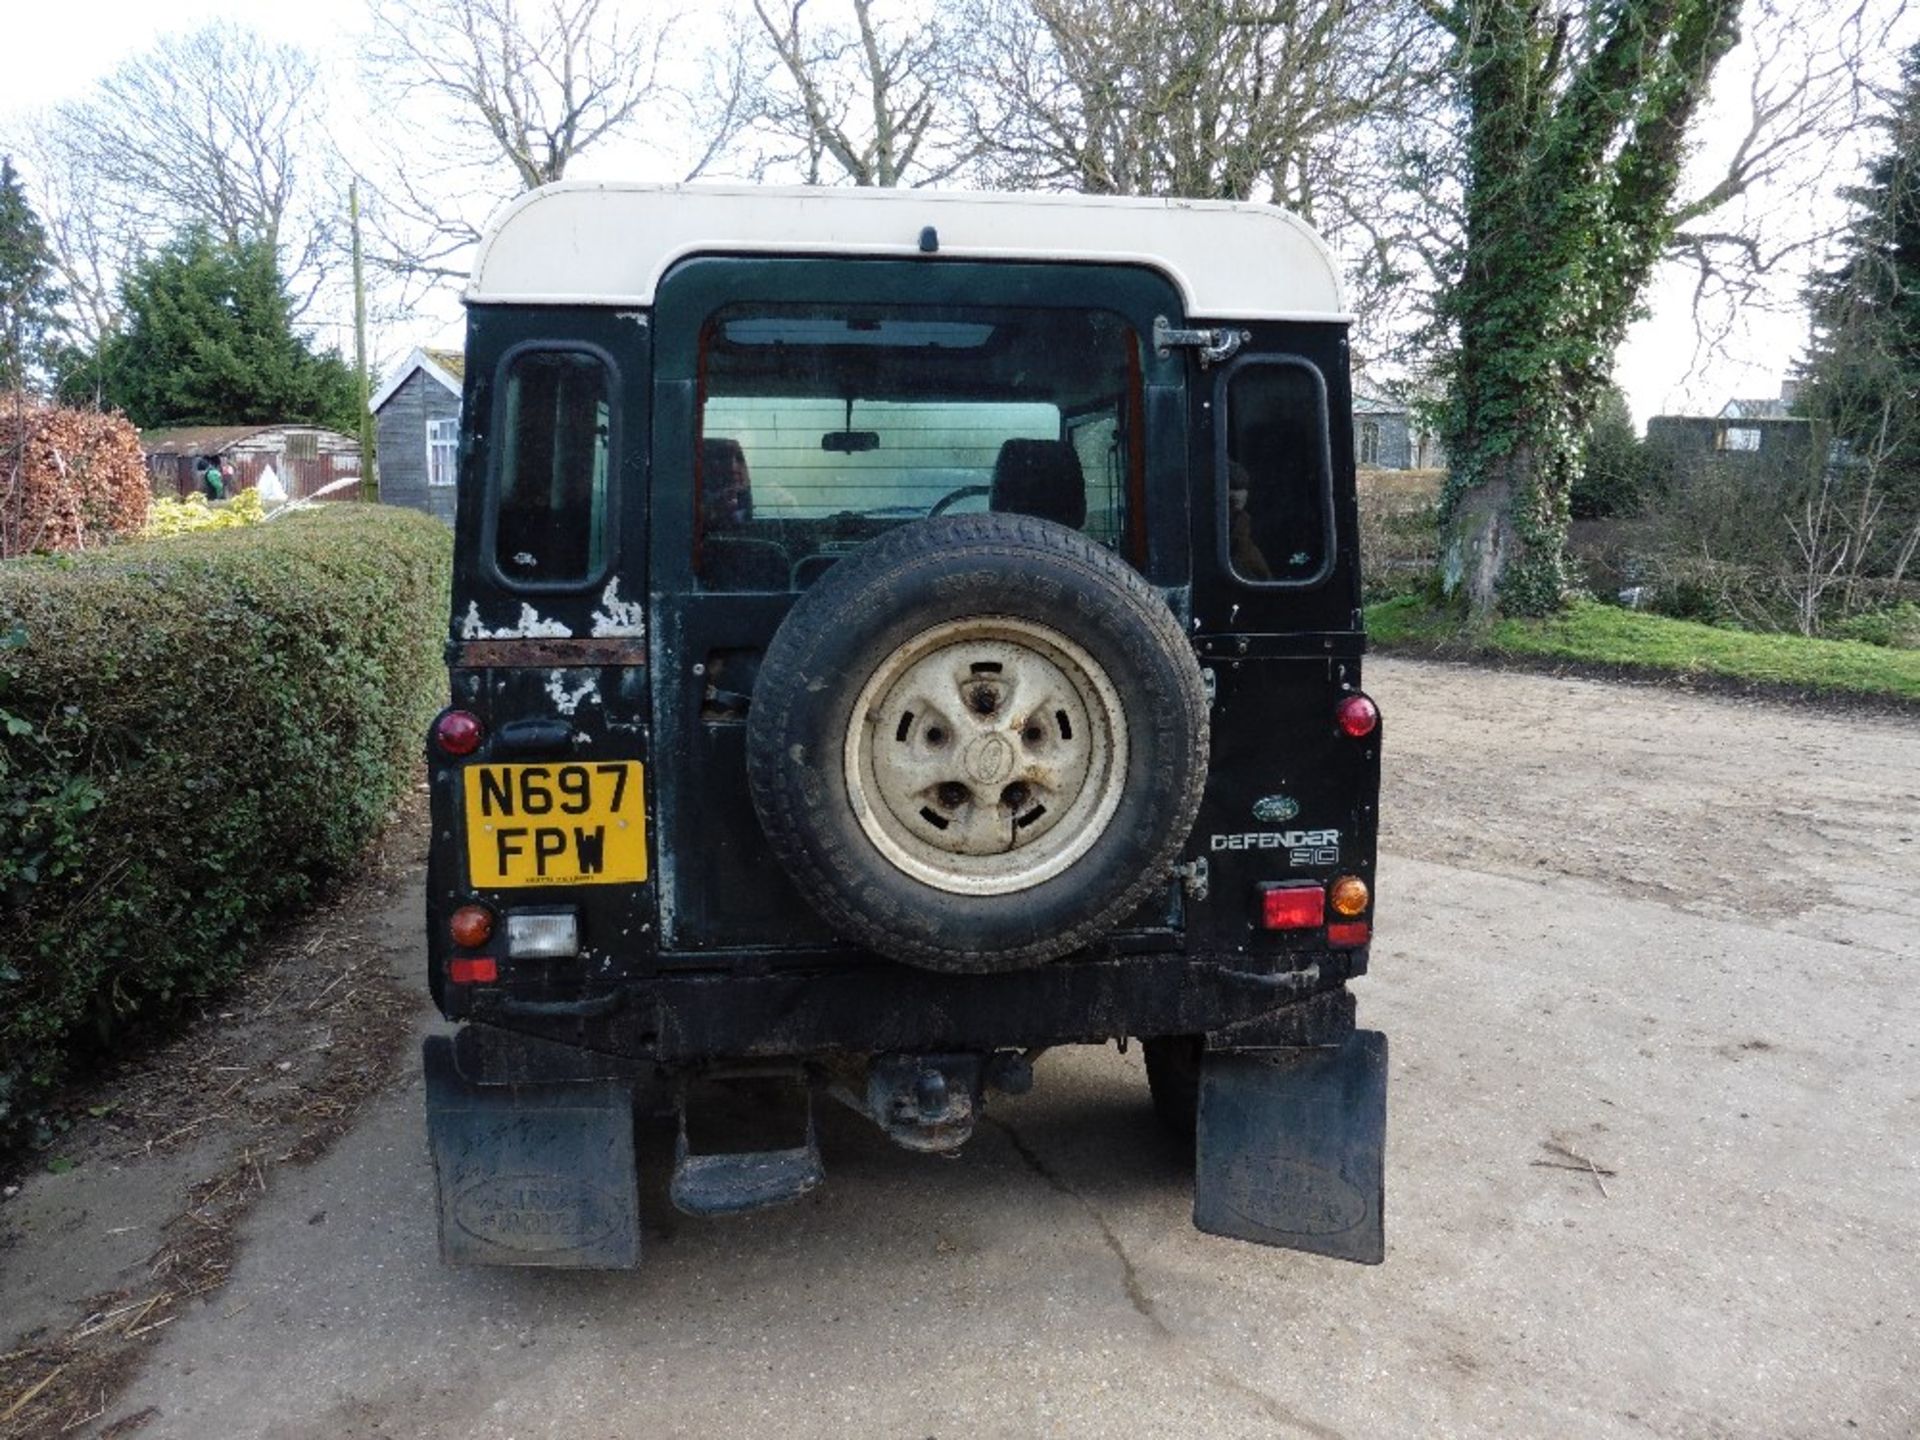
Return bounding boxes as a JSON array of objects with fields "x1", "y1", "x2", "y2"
[
  {"x1": 1335, "y1": 693, "x2": 1379, "y2": 738},
  {"x1": 1259, "y1": 883, "x2": 1326, "y2": 930},
  {"x1": 449, "y1": 956, "x2": 498, "y2": 985},
  {"x1": 1327, "y1": 921, "x2": 1371, "y2": 948},
  {"x1": 434, "y1": 709, "x2": 484, "y2": 757}
]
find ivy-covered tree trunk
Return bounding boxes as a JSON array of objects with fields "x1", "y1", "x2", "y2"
[
  {"x1": 1446, "y1": 438, "x2": 1581, "y2": 615},
  {"x1": 1435, "y1": 0, "x2": 1740, "y2": 619}
]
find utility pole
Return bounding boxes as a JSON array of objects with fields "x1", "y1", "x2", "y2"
[{"x1": 351, "y1": 180, "x2": 376, "y2": 502}]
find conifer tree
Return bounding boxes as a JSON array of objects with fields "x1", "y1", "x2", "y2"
[
  {"x1": 1797, "y1": 42, "x2": 1920, "y2": 592},
  {"x1": 69, "y1": 228, "x2": 357, "y2": 431},
  {"x1": 0, "y1": 156, "x2": 65, "y2": 394}
]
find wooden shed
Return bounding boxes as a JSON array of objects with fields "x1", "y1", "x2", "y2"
[
  {"x1": 1352, "y1": 375, "x2": 1444, "y2": 472},
  {"x1": 141, "y1": 424, "x2": 362, "y2": 501},
  {"x1": 370, "y1": 347, "x2": 464, "y2": 525}
]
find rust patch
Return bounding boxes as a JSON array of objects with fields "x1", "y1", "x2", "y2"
[{"x1": 454, "y1": 637, "x2": 648, "y2": 668}]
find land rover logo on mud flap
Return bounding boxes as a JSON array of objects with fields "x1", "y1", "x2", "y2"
[
  {"x1": 453, "y1": 1173, "x2": 623, "y2": 1254},
  {"x1": 1218, "y1": 1155, "x2": 1370, "y2": 1237},
  {"x1": 1253, "y1": 795, "x2": 1300, "y2": 824}
]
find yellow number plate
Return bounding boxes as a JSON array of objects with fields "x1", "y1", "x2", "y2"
[{"x1": 463, "y1": 762, "x2": 647, "y2": 888}]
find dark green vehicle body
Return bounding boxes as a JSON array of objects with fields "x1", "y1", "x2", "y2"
[{"x1": 424, "y1": 189, "x2": 1388, "y2": 1269}]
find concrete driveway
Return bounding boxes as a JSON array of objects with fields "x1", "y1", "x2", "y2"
[{"x1": 75, "y1": 660, "x2": 1920, "y2": 1437}]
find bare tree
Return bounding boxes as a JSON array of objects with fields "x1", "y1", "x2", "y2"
[
  {"x1": 968, "y1": 0, "x2": 1425, "y2": 202},
  {"x1": 360, "y1": 0, "x2": 705, "y2": 283},
  {"x1": 1, "y1": 128, "x2": 137, "y2": 368},
  {"x1": 368, "y1": 0, "x2": 675, "y2": 192},
  {"x1": 50, "y1": 23, "x2": 338, "y2": 308},
  {"x1": 959, "y1": 0, "x2": 1440, "y2": 348},
  {"x1": 1659, "y1": 0, "x2": 1909, "y2": 356},
  {"x1": 733, "y1": 0, "x2": 974, "y2": 185}
]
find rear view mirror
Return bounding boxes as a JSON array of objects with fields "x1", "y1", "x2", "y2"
[{"x1": 821, "y1": 431, "x2": 881, "y2": 453}]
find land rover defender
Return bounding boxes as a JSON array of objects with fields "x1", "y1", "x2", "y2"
[{"x1": 423, "y1": 182, "x2": 1387, "y2": 1267}]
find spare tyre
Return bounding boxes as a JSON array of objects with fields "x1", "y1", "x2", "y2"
[{"x1": 746, "y1": 513, "x2": 1209, "y2": 973}]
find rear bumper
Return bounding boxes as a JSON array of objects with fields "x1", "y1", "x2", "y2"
[{"x1": 455, "y1": 948, "x2": 1367, "y2": 1072}]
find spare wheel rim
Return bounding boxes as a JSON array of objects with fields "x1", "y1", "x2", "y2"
[{"x1": 843, "y1": 615, "x2": 1131, "y2": 897}]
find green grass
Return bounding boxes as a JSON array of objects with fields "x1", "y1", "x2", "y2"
[{"x1": 1365, "y1": 595, "x2": 1920, "y2": 702}]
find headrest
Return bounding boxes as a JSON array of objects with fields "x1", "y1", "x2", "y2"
[{"x1": 990, "y1": 439, "x2": 1086, "y2": 530}]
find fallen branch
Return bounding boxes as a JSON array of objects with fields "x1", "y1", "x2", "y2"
[
  {"x1": 2, "y1": 1364, "x2": 67, "y2": 1422},
  {"x1": 1538, "y1": 1139, "x2": 1614, "y2": 1198}
]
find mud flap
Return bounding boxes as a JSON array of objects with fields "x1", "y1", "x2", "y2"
[
  {"x1": 423, "y1": 1035, "x2": 640, "y2": 1268},
  {"x1": 1194, "y1": 1030, "x2": 1387, "y2": 1264}
]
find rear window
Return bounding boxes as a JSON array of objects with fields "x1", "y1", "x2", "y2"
[
  {"x1": 696, "y1": 304, "x2": 1140, "y2": 591},
  {"x1": 493, "y1": 348, "x2": 612, "y2": 586},
  {"x1": 1219, "y1": 358, "x2": 1334, "y2": 586}
]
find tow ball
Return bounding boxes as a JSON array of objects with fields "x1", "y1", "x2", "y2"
[{"x1": 825, "y1": 1050, "x2": 1037, "y2": 1154}]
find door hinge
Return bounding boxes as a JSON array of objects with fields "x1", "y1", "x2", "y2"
[
  {"x1": 1154, "y1": 316, "x2": 1249, "y2": 367},
  {"x1": 1172, "y1": 856, "x2": 1211, "y2": 902}
]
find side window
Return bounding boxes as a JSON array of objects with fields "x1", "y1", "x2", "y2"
[
  {"x1": 493, "y1": 349, "x2": 611, "y2": 586},
  {"x1": 1221, "y1": 359, "x2": 1333, "y2": 586},
  {"x1": 427, "y1": 417, "x2": 459, "y2": 487}
]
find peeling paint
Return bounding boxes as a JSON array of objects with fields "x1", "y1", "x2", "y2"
[
  {"x1": 590, "y1": 578, "x2": 646, "y2": 638},
  {"x1": 461, "y1": 600, "x2": 573, "y2": 640},
  {"x1": 545, "y1": 670, "x2": 601, "y2": 715}
]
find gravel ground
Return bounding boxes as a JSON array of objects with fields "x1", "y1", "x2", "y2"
[{"x1": 4, "y1": 657, "x2": 1916, "y2": 1439}]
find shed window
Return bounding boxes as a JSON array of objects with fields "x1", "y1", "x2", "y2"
[
  {"x1": 1718, "y1": 424, "x2": 1761, "y2": 453},
  {"x1": 1358, "y1": 419, "x2": 1381, "y2": 467},
  {"x1": 427, "y1": 418, "x2": 458, "y2": 487},
  {"x1": 1220, "y1": 358, "x2": 1334, "y2": 585},
  {"x1": 493, "y1": 350, "x2": 611, "y2": 585}
]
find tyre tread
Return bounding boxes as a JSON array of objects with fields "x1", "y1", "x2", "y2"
[{"x1": 747, "y1": 515, "x2": 1209, "y2": 972}]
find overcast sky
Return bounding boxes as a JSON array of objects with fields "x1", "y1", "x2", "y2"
[{"x1": 3, "y1": 0, "x2": 1910, "y2": 429}]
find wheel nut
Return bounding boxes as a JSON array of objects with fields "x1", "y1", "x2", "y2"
[
  {"x1": 937, "y1": 782, "x2": 970, "y2": 809},
  {"x1": 925, "y1": 725, "x2": 946, "y2": 745},
  {"x1": 1001, "y1": 782, "x2": 1031, "y2": 811},
  {"x1": 970, "y1": 687, "x2": 998, "y2": 715}
]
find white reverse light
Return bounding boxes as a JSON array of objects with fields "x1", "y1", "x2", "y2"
[{"x1": 505, "y1": 911, "x2": 581, "y2": 959}]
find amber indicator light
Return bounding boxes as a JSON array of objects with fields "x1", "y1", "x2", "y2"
[
  {"x1": 1330, "y1": 875, "x2": 1371, "y2": 917},
  {"x1": 449, "y1": 904, "x2": 494, "y2": 948}
]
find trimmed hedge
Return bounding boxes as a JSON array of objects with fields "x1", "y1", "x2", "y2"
[{"x1": 0, "y1": 506, "x2": 451, "y2": 1153}]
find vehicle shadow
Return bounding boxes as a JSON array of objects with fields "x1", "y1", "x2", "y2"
[{"x1": 466, "y1": 1054, "x2": 1196, "y2": 1302}]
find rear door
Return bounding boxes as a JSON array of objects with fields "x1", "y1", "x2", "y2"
[
  {"x1": 1180, "y1": 325, "x2": 1378, "y2": 959},
  {"x1": 431, "y1": 306, "x2": 655, "y2": 1010},
  {"x1": 646, "y1": 256, "x2": 1190, "y2": 960}
]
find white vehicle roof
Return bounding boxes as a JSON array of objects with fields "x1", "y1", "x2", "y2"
[{"x1": 467, "y1": 182, "x2": 1350, "y2": 323}]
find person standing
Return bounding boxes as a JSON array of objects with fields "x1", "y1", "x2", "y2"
[{"x1": 203, "y1": 459, "x2": 226, "y2": 501}]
